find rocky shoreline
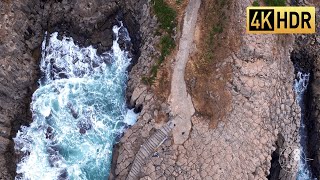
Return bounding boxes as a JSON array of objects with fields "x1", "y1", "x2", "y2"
[
  {"x1": 294, "y1": 28, "x2": 320, "y2": 180},
  {"x1": 0, "y1": 0, "x2": 157, "y2": 178},
  {"x1": 0, "y1": 0, "x2": 320, "y2": 179},
  {"x1": 290, "y1": 4, "x2": 320, "y2": 178}
]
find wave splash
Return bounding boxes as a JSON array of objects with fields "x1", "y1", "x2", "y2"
[
  {"x1": 294, "y1": 72, "x2": 317, "y2": 180},
  {"x1": 13, "y1": 23, "x2": 136, "y2": 180}
]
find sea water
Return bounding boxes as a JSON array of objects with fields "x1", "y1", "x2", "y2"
[
  {"x1": 13, "y1": 23, "x2": 137, "y2": 180},
  {"x1": 294, "y1": 72, "x2": 316, "y2": 180}
]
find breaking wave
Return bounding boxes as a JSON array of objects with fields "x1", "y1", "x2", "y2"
[{"x1": 13, "y1": 22, "x2": 136, "y2": 180}]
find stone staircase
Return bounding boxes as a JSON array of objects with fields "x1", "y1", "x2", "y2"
[{"x1": 126, "y1": 121, "x2": 174, "y2": 180}]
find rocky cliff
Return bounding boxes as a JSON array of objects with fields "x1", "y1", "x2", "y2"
[
  {"x1": 0, "y1": 1, "x2": 40, "y2": 178},
  {"x1": 295, "y1": 5, "x2": 320, "y2": 179},
  {"x1": 113, "y1": 0, "x2": 316, "y2": 179},
  {"x1": 0, "y1": 0, "x2": 319, "y2": 179},
  {"x1": 289, "y1": 2, "x2": 320, "y2": 179},
  {"x1": 0, "y1": 0, "x2": 156, "y2": 178}
]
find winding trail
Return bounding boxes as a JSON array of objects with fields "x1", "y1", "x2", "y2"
[{"x1": 169, "y1": 0, "x2": 200, "y2": 144}]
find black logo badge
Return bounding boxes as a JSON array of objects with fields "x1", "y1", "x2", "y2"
[{"x1": 248, "y1": 9, "x2": 275, "y2": 31}]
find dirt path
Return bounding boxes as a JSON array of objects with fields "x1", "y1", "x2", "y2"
[{"x1": 169, "y1": 0, "x2": 200, "y2": 144}]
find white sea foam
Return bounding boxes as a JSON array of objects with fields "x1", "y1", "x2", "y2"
[
  {"x1": 124, "y1": 109, "x2": 138, "y2": 126},
  {"x1": 14, "y1": 22, "x2": 136, "y2": 180},
  {"x1": 294, "y1": 71, "x2": 317, "y2": 180}
]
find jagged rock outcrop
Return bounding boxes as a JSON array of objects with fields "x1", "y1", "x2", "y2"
[{"x1": 310, "y1": 47, "x2": 320, "y2": 179}]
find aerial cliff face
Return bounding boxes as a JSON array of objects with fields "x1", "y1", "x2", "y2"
[
  {"x1": 115, "y1": 1, "x2": 317, "y2": 180},
  {"x1": 0, "y1": 0, "x2": 319, "y2": 179},
  {"x1": 0, "y1": 1, "x2": 39, "y2": 178}
]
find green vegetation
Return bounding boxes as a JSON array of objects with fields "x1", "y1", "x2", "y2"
[
  {"x1": 142, "y1": 35, "x2": 175, "y2": 85},
  {"x1": 217, "y1": 0, "x2": 227, "y2": 6},
  {"x1": 152, "y1": 0, "x2": 177, "y2": 34},
  {"x1": 160, "y1": 35, "x2": 175, "y2": 61},
  {"x1": 265, "y1": 0, "x2": 286, "y2": 6},
  {"x1": 176, "y1": 0, "x2": 182, "y2": 5},
  {"x1": 252, "y1": 0, "x2": 260, "y2": 6},
  {"x1": 213, "y1": 25, "x2": 223, "y2": 34},
  {"x1": 142, "y1": 0, "x2": 177, "y2": 85},
  {"x1": 204, "y1": 23, "x2": 223, "y2": 63},
  {"x1": 203, "y1": 0, "x2": 226, "y2": 64}
]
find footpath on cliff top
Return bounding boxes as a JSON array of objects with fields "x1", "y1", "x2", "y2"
[{"x1": 169, "y1": 0, "x2": 200, "y2": 145}]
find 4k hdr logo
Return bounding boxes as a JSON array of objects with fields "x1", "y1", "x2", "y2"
[{"x1": 247, "y1": 7, "x2": 316, "y2": 34}]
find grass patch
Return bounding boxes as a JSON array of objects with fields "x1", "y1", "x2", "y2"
[
  {"x1": 265, "y1": 0, "x2": 286, "y2": 6},
  {"x1": 142, "y1": 0, "x2": 177, "y2": 85},
  {"x1": 204, "y1": 22, "x2": 224, "y2": 63},
  {"x1": 213, "y1": 25, "x2": 223, "y2": 34},
  {"x1": 160, "y1": 35, "x2": 175, "y2": 60},
  {"x1": 184, "y1": 0, "x2": 234, "y2": 128},
  {"x1": 198, "y1": 0, "x2": 232, "y2": 67},
  {"x1": 142, "y1": 35, "x2": 175, "y2": 85},
  {"x1": 152, "y1": 0, "x2": 177, "y2": 34},
  {"x1": 176, "y1": 0, "x2": 183, "y2": 5},
  {"x1": 252, "y1": 0, "x2": 260, "y2": 6}
]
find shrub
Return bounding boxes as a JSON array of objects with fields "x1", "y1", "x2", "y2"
[
  {"x1": 160, "y1": 35, "x2": 175, "y2": 60},
  {"x1": 143, "y1": 0, "x2": 177, "y2": 85},
  {"x1": 152, "y1": 0, "x2": 177, "y2": 34},
  {"x1": 252, "y1": 0, "x2": 260, "y2": 6},
  {"x1": 265, "y1": 0, "x2": 286, "y2": 6}
]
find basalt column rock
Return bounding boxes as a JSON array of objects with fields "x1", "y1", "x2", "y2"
[
  {"x1": 113, "y1": 0, "x2": 301, "y2": 179},
  {"x1": 0, "y1": 1, "x2": 42, "y2": 178}
]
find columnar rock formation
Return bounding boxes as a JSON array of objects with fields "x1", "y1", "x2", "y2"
[
  {"x1": 0, "y1": 0, "x2": 319, "y2": 179},
  {"x1": 114, "y1": 0, "x2": 303, "y2": 179}
]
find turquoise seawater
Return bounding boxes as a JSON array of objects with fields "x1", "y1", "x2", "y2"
[{"x1": 14, "y1": 23, "x2": 137, "y2": 180}]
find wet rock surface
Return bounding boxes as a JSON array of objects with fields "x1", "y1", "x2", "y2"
[
  {"x1": 292, "y1": 6, "x2": 320, "y2": 179},
  {"x1": 288, "y1": 4, "x2": 320, "y2": 179}
]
